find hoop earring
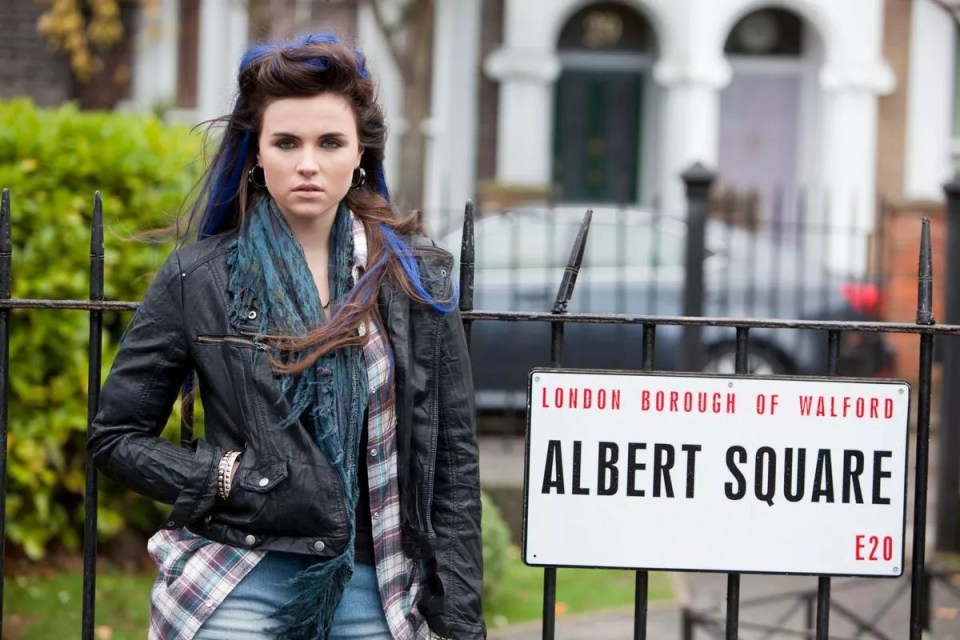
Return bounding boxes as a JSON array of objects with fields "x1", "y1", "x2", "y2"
[
  {"x1": 350, "y1": 167, "x2": 366, "y2": 189},
  {"x1": 247, "y1": 165, "x2": 266, "y2": 189}
]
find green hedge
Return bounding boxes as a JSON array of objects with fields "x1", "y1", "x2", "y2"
[
  {"x1": 0, "y1": 99, "x2": 202, "y2": 558},
  {"x1": 481, "y1": 490, "x2": 511, "y2": 603}
]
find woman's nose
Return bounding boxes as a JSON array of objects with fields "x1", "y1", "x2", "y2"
[{"x1": 296, "y1": 150, "x2": 320, "y2": 175}]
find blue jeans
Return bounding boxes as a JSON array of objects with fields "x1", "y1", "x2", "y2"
[{"x1": 194, "y1": 553, "x2": 392, "y2": 639}]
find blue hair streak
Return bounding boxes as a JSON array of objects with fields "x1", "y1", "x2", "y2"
[
  {"x1": 196, "y1": 130, "x2": 251, "y2": 240},
  {"x1": 379, "y1": 223, "x2": 458, "y2": 314}
]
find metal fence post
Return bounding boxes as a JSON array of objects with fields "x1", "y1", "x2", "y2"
[
  {"x1": 82, "y1": 193, "x2": 104, "y2": 640},
  {"x1": 937, "y1": 175, "x2": 960, "y2": 552},
  {"x1": 541, "y1": 210, "x2": 592, "y2": 640},
  {"x1": 681, "y1": 608, "x2": 694, "y2": 640},
  {"x1": 911, "y1": 218, "x2": 937, "y2": 640},
  {"x1": 0, "y1": 189, "x2": 11, "y2": 632},
  {"x1": 681, "y1": 163, "x2": 715, "y2": 371}
]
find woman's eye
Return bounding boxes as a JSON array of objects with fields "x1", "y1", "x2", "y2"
[
  {"x1": 322, "y1": 139, "x2": 343, "y2": 149},
  {"x1": 276, "y1": 139, "x2": 296, "y2": 149}
]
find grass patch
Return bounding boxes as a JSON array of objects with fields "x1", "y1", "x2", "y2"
[
  {"x1": 484, "y1": 545, "x2": 673, "y2": 630},
  {"x1": 5, "y1": 566, "x2": 154, "y2": 640},
  {"x1": 4, "y1": 548, "x2": 673, "y2": 637}
]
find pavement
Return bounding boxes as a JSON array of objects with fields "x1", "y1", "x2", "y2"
[
  {"x1": 478, "y1": 434, "x2": 960, "y2": 640},
  {"x1": 486, "y1": 572, "x2": 960, "y2": 639}
]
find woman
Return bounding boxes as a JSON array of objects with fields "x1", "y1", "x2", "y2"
[{"x1": 89, "y1": 34, "x2": 485, "y2": 640}]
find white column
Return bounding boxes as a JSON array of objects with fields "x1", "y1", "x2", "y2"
[
  {"x1": 197, "y1": 0, "x2": 249, "y2": 122},
  {"x1": 423, "y1": 0, "x2": 481, "y2": 235},
  {"x1": 357, "y1": 3, "x2": 403, "y2": 197},
  {"x1": 485, "y1": 48, "x2": 561, "y2": 187},
  {"x1": 904, "y1": 0, "x2": 956, "y2": 199},
  {"x1": 130, "y1": 0, "x2": 179, "y2": 112},
  {"x1": 653, "y1": 55, "x2": 730, "y2": 217},
  {"x1": 819, "y1": 61, "x2": 894, "y2": 273}
]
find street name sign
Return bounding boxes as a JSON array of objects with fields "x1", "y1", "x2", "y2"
[{"x1": 523, "y1": 369, "x2": 910, "y2": 577}]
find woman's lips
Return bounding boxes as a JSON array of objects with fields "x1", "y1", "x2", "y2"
[{"x1": 292, "y1": 185, "x2": 324, "y2": 197}]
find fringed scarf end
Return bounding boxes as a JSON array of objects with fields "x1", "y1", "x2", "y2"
[{"x1": 271, "y1": 554, "x2": 353, "y2": 640}]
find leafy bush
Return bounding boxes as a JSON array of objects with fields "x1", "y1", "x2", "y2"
[
  {"x1": 481, "y1": 490, "x2": 511, "y2": 602},
  {"x1": 0, "y1": 99, "x2": 202, "y2": 558}
]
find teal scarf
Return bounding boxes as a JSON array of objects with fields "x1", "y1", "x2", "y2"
[{"x1": 226, "y1": 197, "x2": 368, "y2": 640}]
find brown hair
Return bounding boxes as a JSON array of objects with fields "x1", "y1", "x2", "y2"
[{"x1": 187, "y1": 36, "x2": 450, "y2": 372}]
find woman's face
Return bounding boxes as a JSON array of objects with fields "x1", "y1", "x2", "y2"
[{"x1": 257, "y1": 93, "x2": 363, "y2": 227}]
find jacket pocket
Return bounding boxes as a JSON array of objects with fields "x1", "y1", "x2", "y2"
[
  {"x1": 218, "y1": 454, "x2": 290, "y2": 533},
  {"x1": 215, "y1": 449, "x2": 346, "y2": 541}
]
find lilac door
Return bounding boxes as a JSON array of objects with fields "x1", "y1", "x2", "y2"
[{"x1": 718, "y1": 71, "x2": 801, "y2": 226}]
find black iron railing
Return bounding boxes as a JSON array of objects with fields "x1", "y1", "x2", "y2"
[
  {"x1": 0, "y1": 185, "x2": 957, "y2": 639},
  {"x1": 456, "y1": 198, "x2": 958, "y2": 639}
]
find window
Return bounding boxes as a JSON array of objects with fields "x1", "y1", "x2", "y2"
[
  {"x1": 724, "y1": 8, "x2": 804, "y2": 57},
  {"x1": 557, "y1": 1, "x2": 654, "y2": 53}
]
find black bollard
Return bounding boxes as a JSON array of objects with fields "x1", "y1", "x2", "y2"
[
  {"x1": 936, "y1": 175, "x2": 960, "y2": 552},
  {"x1": 681, "y1": 163, "x2": 715, "y2": 371}
]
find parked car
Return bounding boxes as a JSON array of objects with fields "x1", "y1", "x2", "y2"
[{"x1": 437, "y1": 205, "x2": 894, "y2": 412}]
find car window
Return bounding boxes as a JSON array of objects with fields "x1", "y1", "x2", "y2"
[
  {"x1": 474, "y1": 217, "x2": 573, "y2": 270},
  {"x1": 583, "y1": 220, "x2": 687, "y2": 268}
]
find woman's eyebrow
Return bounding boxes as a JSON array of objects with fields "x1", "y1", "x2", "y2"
[{"x1": 269, "y1": 130, "x2": 347, "y2": 139}]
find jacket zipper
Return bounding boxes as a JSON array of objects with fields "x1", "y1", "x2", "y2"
[
  {"x1": 196, "y1": 335, "x2": 269, "y2": 351},
  {"x1": 423, "y1": 269, "x2": 450, "y2": 536}
]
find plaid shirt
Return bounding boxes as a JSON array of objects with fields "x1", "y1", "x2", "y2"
[{"x1": 147, "y1": 216, "x2": 432, "y2": 639}]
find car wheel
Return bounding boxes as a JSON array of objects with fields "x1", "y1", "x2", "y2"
[{"x1": 701, "y1": 343, "x2": 790, "y2": 375}]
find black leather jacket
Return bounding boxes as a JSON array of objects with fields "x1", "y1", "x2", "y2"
[{"x1": 89, "y1": 234, "x2": 485, "y2": 639}]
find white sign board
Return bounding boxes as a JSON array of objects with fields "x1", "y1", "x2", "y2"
[{"x1": 523, "y1": 369, "x2": 910, "y2": 577}]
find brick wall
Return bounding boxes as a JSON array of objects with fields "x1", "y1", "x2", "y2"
[
  {"x1": 879, "y1": 199, "x2": 946, "y2": 378},
  {"x1": 0, "y1": 2, "x2": 73, "y2": 105},
  {"x1": 875, "y1": 0, "x2": 913, "y2": 197}
]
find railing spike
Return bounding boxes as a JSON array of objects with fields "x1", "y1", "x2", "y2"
[
  {"x1": 459, "y1": 200, "x2": 475, "y2": 314},
  {"x1": 0, "y1": 189, "x2": 10, "y2": 300},
  {"x1": 917, "y1": 217, "x2": 935, "y2": 325},
  {"x1": 90, "y1": 191, "x2": 104, "y2": 261},
  {"x1": 551, "y1": 209, "x2": 592, "y2": 315}
]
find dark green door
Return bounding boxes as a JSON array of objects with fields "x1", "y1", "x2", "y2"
[{"x1": 552, "y1": 69, "x2": 642, "y2": 203}]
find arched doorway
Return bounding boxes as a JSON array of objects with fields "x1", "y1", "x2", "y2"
[
  {"x1": 552, "y1": 2, "x2": 656, "y2": 204},
  {"x1": 718, "y1": 7, "x2": 821, "y2": 227}
]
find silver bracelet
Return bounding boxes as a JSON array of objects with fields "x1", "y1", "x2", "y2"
[{"x1": 217, "y1": 451, "x2": 242, "y2": 500}]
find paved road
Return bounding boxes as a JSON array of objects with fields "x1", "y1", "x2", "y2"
[{"x1": 487, "y1": 571, "x2": 960, "y2": 639}]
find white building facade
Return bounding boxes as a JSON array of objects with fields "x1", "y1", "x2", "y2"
[
  {"x1": 126, "y1": 0, "x2": 959, "y2": 271},
  {"x1": 481, "y1": 0, "x2": 899, "y2": 271}
]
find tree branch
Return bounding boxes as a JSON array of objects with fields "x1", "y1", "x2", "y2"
[
  {"x1": 396, "y1": 0, "x2": 420, "y2": 31},
  {"x1": 926, "y1": 0, "x2": 960, "y2": 21},
  {"x1": 369, "y1": 0, "x2": 398, "y2": 39},
  {"x1": 369, "y1": 0, "x2": 406, "y2": 67},
  {"x1": 368, "y1": 0, "x2": 415, "y2": 80}
]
